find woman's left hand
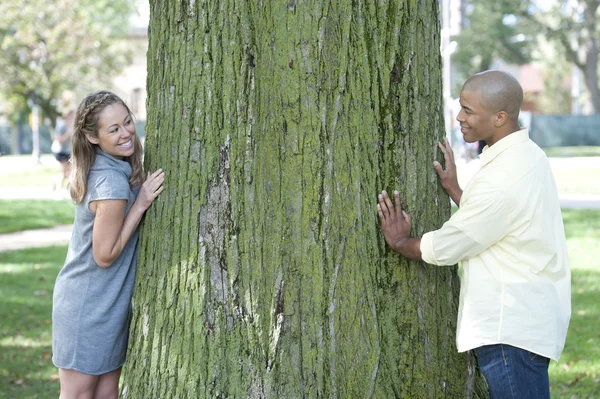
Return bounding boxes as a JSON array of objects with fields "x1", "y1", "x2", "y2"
[{"x1": 136, "y1": 169, "x2": 165, "y2": 211}]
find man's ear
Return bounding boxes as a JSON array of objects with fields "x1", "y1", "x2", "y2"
[
  {"x1": 494, "y1": 111, "x2": 509, "y2": 127},
  {"x1": 86, "y1": 134, "x2": 99, "y2": 145}
]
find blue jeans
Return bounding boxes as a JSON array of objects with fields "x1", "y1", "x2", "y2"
[{"x1": 475, "y1": 344, "x2": 550, "y2": 399}]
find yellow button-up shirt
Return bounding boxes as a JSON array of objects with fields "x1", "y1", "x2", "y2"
[{"x1": 420, "y1": 129, "x2": 571, "y2": 360}]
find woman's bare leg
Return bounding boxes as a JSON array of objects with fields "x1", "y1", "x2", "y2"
[
  {"x1": 58, "y1": 368, "x2": 98, "y2": 399},
  {"x1": 93, "y1": 367, "x2": 121, "y2": 399}
]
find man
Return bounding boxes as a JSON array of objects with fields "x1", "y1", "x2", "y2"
[{"x1": 377, "y1": 70, "x2": 571, "y2": 399}]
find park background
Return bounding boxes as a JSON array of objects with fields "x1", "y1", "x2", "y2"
[{"x1": 1, "y1": 0, "x2": 599, "y2": 398}]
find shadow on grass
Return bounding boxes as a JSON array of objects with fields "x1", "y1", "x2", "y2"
[
  {"x1": 0, "y1": 345, "x2": 59, "y2": 399},
  {"x1": 0, "y1": 246, "x2": 66, "y2": 398}
]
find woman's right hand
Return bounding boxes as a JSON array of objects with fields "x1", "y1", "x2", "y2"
[{"x1": 136, "y1": 169, "x2": 165, "y2": 211}]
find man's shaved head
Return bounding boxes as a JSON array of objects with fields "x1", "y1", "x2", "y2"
[{"x1": 462, "y1": 70, "x2": 523, "y2": 121}]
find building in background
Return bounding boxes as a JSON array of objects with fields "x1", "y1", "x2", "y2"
[{"x1": 111, "y1": 0, "x2": 149, "y2": 122}]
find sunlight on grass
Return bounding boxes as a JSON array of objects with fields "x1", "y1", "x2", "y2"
[
  {"x1": 457, "y1": 153, "x2": 600, "y2": 198},
  {"x1": 549, "y1": 209, "x2": 600, "y2": 399},
  {"x1": 0, "y1": 155, "x2": 60, "y2": 187},
  {"x1": 0, "y1": 210, "x2": 598, "y2": 398},
  {"x1": 543, "y1": 146, "x2": 600, "y2": 158},
  {"x1": 0, "y1": 246, "x2": 66, "y2": 398},
  {"x1": 550, "y1": 268, "x2": 600, "y2": 398},
  {"x1": 0, "y1": 200, "x2": 74, "y2": 234},
  {"x1": 553, "y1": 168, "x2": 600, "y2": 196},
  {"x1": 562, "y1": 209, "x2": 600, "y2": 271}
]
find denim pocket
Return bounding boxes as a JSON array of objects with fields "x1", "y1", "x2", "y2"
[{"x1": 528, "y1": 351, "x2": 549, "y2": 365}]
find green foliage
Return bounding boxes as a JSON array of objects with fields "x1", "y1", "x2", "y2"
[
  {"x1": 0, "y1": 200, "x2": 74, "y2": 235},
  {"x1": 531, "y1": 41, "x2": 572, "y2": 114},
  {"x1": 452, "y1": 0, "x2": 534, "y2": 93},
  {"x1": 455, "y1": 0, "x2": 600, "y2": 112},
  {"x1": 512, "y1": 0, "x2": 600, "y2": 113},
  {"x1": 0, "y1": 0, "x2": 137, "y2": 120}
]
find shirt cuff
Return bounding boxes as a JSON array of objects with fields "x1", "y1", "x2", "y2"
[{"x1": 420, "y1": 231, "x2": 439, "y2": 265}]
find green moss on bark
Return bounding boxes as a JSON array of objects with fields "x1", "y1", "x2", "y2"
[{"x1": 122, "y1": 1, "x2": 488, "y2": 398}]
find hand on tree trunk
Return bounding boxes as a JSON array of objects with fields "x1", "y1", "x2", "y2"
[
  {"x1": 377, "y1": 190, "x2": 422, "y2": 260},
  {"x1": 433, "y1": 138, "x2": 463, "y2": 206}
]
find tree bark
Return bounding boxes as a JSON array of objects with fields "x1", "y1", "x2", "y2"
[{"x1": 122, "y1": 1, "x2": 487, "y2": 397}]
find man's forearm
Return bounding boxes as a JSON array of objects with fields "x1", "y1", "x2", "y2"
[{"x1": 393, "y1": 237, "x2": 423, "y2": 261}]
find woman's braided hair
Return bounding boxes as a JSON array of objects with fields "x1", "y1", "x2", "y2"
[{"x1": 69, "y1": 90, "x2": 144, "y2": 204}]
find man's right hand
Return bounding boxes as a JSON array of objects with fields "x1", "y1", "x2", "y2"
[{"x1": 433, "y1": 138, "x2": 463, "y2": 206}]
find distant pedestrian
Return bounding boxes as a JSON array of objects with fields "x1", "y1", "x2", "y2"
[
  {"x1": 377, "y1": 70, "x2": 570, "y2": 399},
  {"x1": 51, "y1": 109, "x2": 74, "y2": 190},
  {"x1": 52, "y1": 91, "x2": 165, "y2": 398}
]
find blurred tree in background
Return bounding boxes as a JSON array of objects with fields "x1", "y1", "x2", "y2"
[
  {"x1": 0, "y1": 0, "x2": 137, "y2": 122},
  {"x1": 511, "y1": 0, "x2": 599, "y2": 113},
  {"x1": 452, "y1": 0, "x2": 534, "y2": 93},
  {"x1": 454, "y1": 0, "x2": 599, "y2": 113},
  {"x1": 533, "y1": 36, "x2": 573, "y2": 114}
]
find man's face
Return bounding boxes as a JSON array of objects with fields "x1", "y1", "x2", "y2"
[{"x1": 456, "y1": 89, "x2": 495, "y2": 144}]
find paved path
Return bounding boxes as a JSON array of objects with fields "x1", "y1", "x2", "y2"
[
  {"x1": 0, "y1": 224, "x2": 73, "y2": 252},
  {"x1": 557, "y1": 194, "x2": 600, "y2": 210}
]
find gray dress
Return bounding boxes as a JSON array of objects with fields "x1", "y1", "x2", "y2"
[{"x1": 52, "y1": 151, "x2": 139, "y2": 375}]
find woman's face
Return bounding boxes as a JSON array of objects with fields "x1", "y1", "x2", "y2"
[{"x1": 87, "y1": 103, "x2": 136, "y2": 159}]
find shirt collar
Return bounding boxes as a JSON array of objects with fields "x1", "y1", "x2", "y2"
[
  {"x1": 92, "y1": 148, "x2": 133, "y2": 178},
  {"x1": 479, "y1": 128, "x2": 529, "y2": 167}
]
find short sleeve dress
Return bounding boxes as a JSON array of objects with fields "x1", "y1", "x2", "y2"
[{"x1": 52, "y1": 150, "x2": 139, "y2": 375}]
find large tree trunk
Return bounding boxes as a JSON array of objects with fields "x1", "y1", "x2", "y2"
[{"x1": 122, "y1": 1, "x2": 487, "y2": 397}]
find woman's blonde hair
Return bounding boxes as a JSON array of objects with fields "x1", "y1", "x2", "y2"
[{"x1": 69, "y1": 91, "x2": 144, "y2": 204}]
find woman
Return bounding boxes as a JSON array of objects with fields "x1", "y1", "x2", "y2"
[{"x1": 52, "y1": 91, "x2": 165, "y2": 398}]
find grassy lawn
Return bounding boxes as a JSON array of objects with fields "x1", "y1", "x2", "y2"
[
  {"x1": 543, "y1": 146, "x2": 600, "y2": 158},
  {"x1": 553, "y1": 168, "x2": 600, "y2": 196},
  {"x1": 0, "y1": 200, "x2": 74, "y2": 235},
  {"x1": 0, "y1": 155, "x2": 60, "y2": 187},
  {"x1": 457, "y1": 149, "x2": 600, "y2": 198},
  {"x1": 0, "y1": 210, "x2": 598, "y2": 397},
  {"x1": 0, "y1": 246, "x2": 66, "y2": 398},
  {"x1": 549, "y1": 209, "x2": 600, "y2": 398}
]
